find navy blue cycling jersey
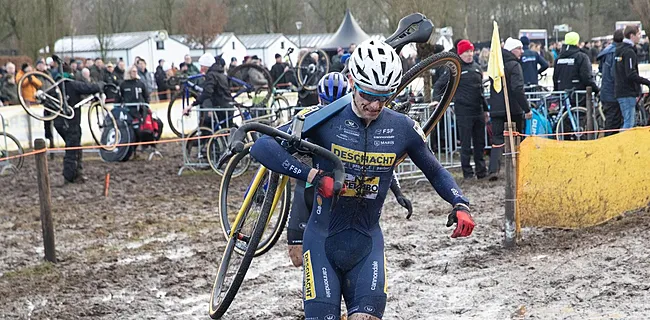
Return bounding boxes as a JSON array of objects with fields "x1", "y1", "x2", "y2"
[
  {"x1": 250, "y1": 101, "x2": 469, "y2": 319},
  {"x1": 251, "y1": 102, "x2": 469, "y2": 236}
]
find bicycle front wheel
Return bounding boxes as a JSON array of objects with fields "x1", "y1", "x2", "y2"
[
  {"x1": 209, "y1": 172, "x2": 281, "y2": 319},
  {"x1": 218, "y1": 144, "x2": 291, "y2": 257},
  {"x1": 88, "y1": 102, "x2": 119, "y2": 151},
  {"x1": 17, "y1": 71, "x2": 63, "y2": 121},
  {"x1": 0, "y1": 132, "x2": 24, "y2": 171}
]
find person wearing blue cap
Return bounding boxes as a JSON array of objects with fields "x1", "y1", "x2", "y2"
[{"x1": 519, "y1": 36, "x2": 549, "y2": 88}]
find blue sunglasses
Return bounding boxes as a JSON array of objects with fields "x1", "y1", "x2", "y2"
[{"x1": 354, "y1": 84, "x2": 395, "y2": 103}]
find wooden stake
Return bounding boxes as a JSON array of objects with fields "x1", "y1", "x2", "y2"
[
  {"x1": 104, "y1": 173, "x2": 111, "y2": 197},
  {"x1": 504, "y1": 124, "x2": 519, "y2": 248},
  {"x1": 501, "y1": 70, "x2": 517, "y2": 168},
  {"x1": 34, "y1": 139, "x2": 56, "y2": 263}
]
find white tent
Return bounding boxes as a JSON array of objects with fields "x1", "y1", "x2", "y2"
[{"x1": 171, "y1": 33, "x2": 247, "y2": 66}]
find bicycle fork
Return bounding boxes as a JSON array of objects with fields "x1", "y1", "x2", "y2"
[{"x1": 230, "y1": 166, "x2": 289, "y2": 240}]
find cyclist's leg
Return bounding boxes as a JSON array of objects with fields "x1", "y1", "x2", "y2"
[
  {"x1": 287, "y1": 180, "x2": 311, "y2": 267},
  {"x1": 302, "y1": 226, "x2": 343, "y2": 319},
  {"x1": 341, "y1": 227, "x2": 386, "y2": 320}
]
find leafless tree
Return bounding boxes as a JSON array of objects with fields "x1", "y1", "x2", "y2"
[{"x1": 178, "y1": 0, "x2": 228, "y2": 52}]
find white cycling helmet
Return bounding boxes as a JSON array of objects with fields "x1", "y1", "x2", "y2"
[{"x1": 348, "y1": 39, "x2": 403, "y2": 92}]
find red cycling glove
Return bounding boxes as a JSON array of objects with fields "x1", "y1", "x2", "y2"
[
  {"x1": 446, "y1": 204, "x2": 475, "y2": 238},
  {"x1": 311, "y1": 171, "x2": 346, "y2": 198}
]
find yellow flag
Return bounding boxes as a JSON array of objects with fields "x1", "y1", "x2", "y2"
[{"x1": 487, "y1": 21, "x2": 505, "y2": 93}]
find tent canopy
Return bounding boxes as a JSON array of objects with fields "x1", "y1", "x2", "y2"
[{"x1": 321, "y1": 9, "x2": 370, "y2": 50}]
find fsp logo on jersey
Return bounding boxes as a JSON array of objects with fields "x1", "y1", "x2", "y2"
[
  {"x1": 331, "y1": 144, "x2": 396, "y2": 167},
  {"x1": 303, "y1": 250, "x2": 316, "y2": 300}
]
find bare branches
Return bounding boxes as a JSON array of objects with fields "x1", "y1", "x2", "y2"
[{"x1": 178, "y1": 0, "x2": 228, "y2": 52}]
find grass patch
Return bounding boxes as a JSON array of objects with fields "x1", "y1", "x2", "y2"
[{"x1": 2, "y1": 262, "x2": 59, "y2": 280}]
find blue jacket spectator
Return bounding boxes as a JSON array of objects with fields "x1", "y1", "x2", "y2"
[
  {"x1": 596, "y1": 41, "x2": 618, "y2": 103},
  {"x1": 519, "y1": 36, "x2": 549, "y2": 85}
]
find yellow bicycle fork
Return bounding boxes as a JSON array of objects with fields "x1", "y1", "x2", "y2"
[{"x1": 228, "y1": 166, "x2": 289, "y2": 238}]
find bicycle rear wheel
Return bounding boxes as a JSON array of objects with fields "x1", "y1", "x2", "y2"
[
  {"x1": 167, "y1": 90, "x2": 198, "y2": 137},
  {"x1": 296, "y1": 49, "x2": 330, "y2": 91},
  {"x1": 0, "y1": 132, "x2": 24, "y2": 171},
  {"x1": 218, "y1": 144, "x2": 291, "y2": 257},
  {"x1": 387, "y1": 52, "x2": 461, "y2": 162},
  {"x1": 17, "y1": 71, "x2": 63, "y2": 121},
  {"x1": 206, "y1": 128, "x2": 251, "y2": 177},
  {"x1": 228, "y1": 64, "x2": 273, "y2": 108},
  {"x1": 88, "y1": 102, "x2": 119, "y2": 151},
  {"x1": 209, "y1": 172, "x2": 280, "y2": 319},
  {"x1": 185, "y1": 127, "x2": 213, "y2": 166}
]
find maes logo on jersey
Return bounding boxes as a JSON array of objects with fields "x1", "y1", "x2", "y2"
[
  {"x1": 331, "y1": 144, "x2": 396, "y2": 167},
  {"x1": 303, "y1": 250, "x2": 316, "y2": 300}
]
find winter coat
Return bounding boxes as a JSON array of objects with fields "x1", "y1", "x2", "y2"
[{"x1": 488, "y1": 49, "x2": 530, "y2": 117}]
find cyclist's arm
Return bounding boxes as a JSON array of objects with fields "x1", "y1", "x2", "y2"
[
  {"x1": 249, "y1": 123, "x2": 314, "y2": 182},
  {"x1": 536, "y1": 53, "x2": 549, "y2": 75},
  {"x1": 389, "y1": 173, "x2": 403, "y2": 199},
  {"x1": 405, "y1": 120, "x2": 469, "y2": 207}
]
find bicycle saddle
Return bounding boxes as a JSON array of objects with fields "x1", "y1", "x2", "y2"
[{"x1": 384, "y1": 13, "x2": 434, "y2": 55}]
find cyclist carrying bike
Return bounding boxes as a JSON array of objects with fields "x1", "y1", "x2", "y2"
[
  {"x1": 250, "y1": 39, "x2": 474, "y2": 320},
  {"x1": 286, "y1": 72, "x2": 413, "y2": 268},
  {"x1": 53, "y1": 63, "x2": 104, "y2": 184},
  {"x1": 189, "y1": 53, "x2": 232, "y2": 127}
]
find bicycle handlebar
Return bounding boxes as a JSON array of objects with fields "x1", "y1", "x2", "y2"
[{"x1": 230, "y1": 122, "x2": 345, "y2": 195}]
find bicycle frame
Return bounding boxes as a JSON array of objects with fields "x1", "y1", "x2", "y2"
[{"x1": 228, "y1": 166, "x2": 289, "y2": 237}]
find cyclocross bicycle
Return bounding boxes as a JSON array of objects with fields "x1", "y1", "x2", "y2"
[
  {"x1": 166, "y1": 64, "x2": 274, "y2": 138},
  {"x1": 16, "y1": 55, "x2": 119, "y2": 151},
  {"x1": 0, "y1": 112, "x2": 23, "y2": 174},
  {"x1": 208, "y1": 12, "x2": 462, "y2": 319}
]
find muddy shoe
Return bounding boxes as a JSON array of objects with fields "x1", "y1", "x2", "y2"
[{"x1": 488, "y1": 173, "x2": 499, "y2": 181}]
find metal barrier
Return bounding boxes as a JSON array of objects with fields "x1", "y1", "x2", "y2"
[
  {"x1": 177, "y1": 105, "x2": 282, "y2": 175},
  {"x1": 394, "y1": 103, "x2": 491, "y2": 182}
]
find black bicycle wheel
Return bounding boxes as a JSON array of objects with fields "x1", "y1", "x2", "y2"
[
  {"x1": 209, "y1": 172, "x2": 280, "y2": 319},
  {"x1": 0, "y1": 132, "x2": 24, "y2": 171},
  {"x1": 387, "y1": 52, "x2": 461, "y2": 164},
  {"x1": 556, "y1": 107, "x2": 590, "y2": 141},
  {"x1": 218, "y1": 145, "x2": 291, "y2": 257},
  {"x1": 206, "y1": 128, "x2": 251, "y2": 177},
  {"x1": 88, "y1": 102, "x2": 119, "y2": 151},
  {"x1": 167, "y1": 90, "x2": 199, "y2": 137},
  {"x1": 228, "y1": 64, "x2": 273, "y2": 108},
  {"x1": 296, "y1": 49, "x2": 330, "y2": 91},
  {"x1": 17, "y1": 71, "x2": 63, "y2": 121}
]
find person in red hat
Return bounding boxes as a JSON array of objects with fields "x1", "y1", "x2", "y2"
[{"x1": 454, "y1": 39, "x2": 489, "y2": 180}]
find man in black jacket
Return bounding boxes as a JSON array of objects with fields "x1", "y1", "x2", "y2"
[
  {"x1": 191, "y1": 53, "x2": 233, "y2": 127},
  {"x1": 54, "y1": 63, "x2": 104, "y2": 184},
  {"x1": 615, "y1": 25, "x2": 650, "y2": 129},
  {"x1": 487, "y1": 38, "x2": 532, "y2": 181},
  {"x1": 553, "y1": 32, "x2": 599, "y2": 106},
  {"x1": 519, "y1": 36, "x2": 549, "y2": 87},
  {"x1": 270, "y1": 53, "x2": 289, "y2": 85},
  {"x1": 455, "y1": 40, "x2": 488, "y2": 180}
]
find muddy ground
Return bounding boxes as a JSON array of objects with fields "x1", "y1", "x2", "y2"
[{"x1": 1, "y1": 142, "x2": 649, "y2": 320}]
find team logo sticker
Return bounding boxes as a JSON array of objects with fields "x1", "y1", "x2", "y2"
[{"x1": 303, "y1": 250, "x2": 316, "y2": 300}]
